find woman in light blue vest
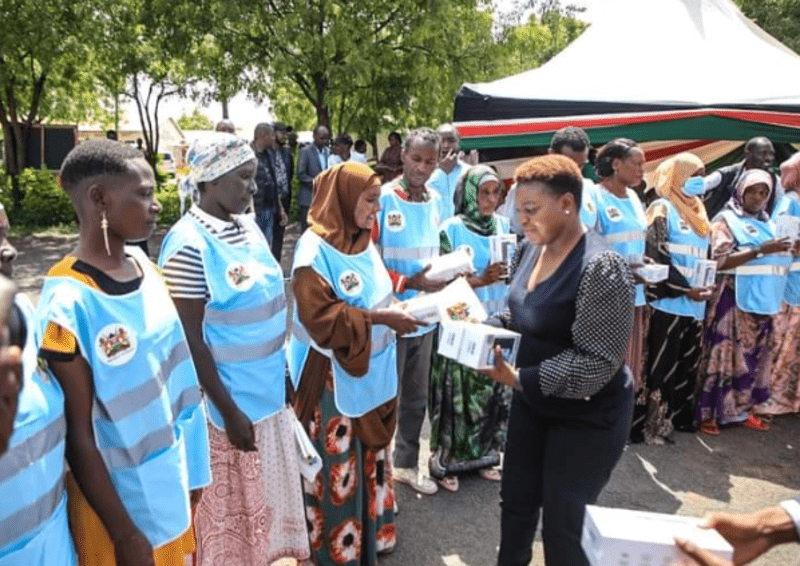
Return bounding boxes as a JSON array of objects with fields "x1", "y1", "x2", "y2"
[
  {"x1": 594, "y1": 139, "x2": 648, "y2": 390},
  {"x1": 696, "y1": 169, "x2": 792, "y2": 435},
  {"x1": 39, "y1": 140, "x2": 209, "y2": 566},
  {"x1": 160, "y1": 135, "x2": 309, "y2": 565},
  {"x1": 428, "y1": 165, "x2": 512, "y2": 492},
  {"x1": 290, "y1": 163, "x2": 423, "y2": 564},
  {"x1": 628, "y1": 153, "x2": 713, "y2": 444}
]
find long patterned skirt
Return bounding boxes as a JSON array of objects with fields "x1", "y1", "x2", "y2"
[
  {"x1": 428, "y1": 352, "x2": 510, "y2": 478},
  {"x1": 630, "y1": 309, "x2": 702, "y2": 444},
  {"x1": 195, "y1": 410, "x2": 310, "y2": 565},
  {"x1": 303, "y1": 385, "x2": 395, "y2": 565},
  {"x1": 696, "y1": 277, "x2": 772, "y2": 426},
  {"x1": 761, "y1": 303, "x2": 800, "y2": 415},
  {"x1": 625, "y1": 306, "x2": 650, "y2": 391}
]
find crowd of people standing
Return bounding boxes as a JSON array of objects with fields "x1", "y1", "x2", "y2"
[{"x1": 0, "y1": 120, "x2": 799, "y2": 566}]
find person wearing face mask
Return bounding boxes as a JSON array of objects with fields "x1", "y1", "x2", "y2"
[
  {"x1": 593, "y1": 138, "x2": 649, "y2": 391},
  {"x1": 628, "y1": 153, "x2": 714, "y2": 445},
  {"x1": 289, "y1": 162, "x2": 424, "y2": 564},
  {"x1": 160, "y1": 135, "x2": 310, "y2": 565},
  {"x1": 696, "y1": 170, "x2": 792, "y2": 436},
  {"x1": 761, "y1": 152, "x2": 800, "y2": 417},
  {"x1": 427, "y1": 165, "x2": 512, "y2": 493},
  {"x1": 479, "y1": 155, "x2": 635, "y2": 566}
]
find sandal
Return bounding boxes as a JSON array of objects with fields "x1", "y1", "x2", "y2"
[
  {"x1": 700, "y1": 421, "x2": 720, "y2": 436},
  {"x1": 436, "y1": 475, "x2": 459, "y2": 492},
  {"x1": 478, "y1": 467, "x2": 502, "y2": 482},
  {"x1": 743, "y1": 414, "x2": 770, "y2": 431}
]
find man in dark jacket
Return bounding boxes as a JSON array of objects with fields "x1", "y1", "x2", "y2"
[
  {"x1": 253, "y1": 123, "x2": 279, "y2": 245},
  {"x1": 272, "y1": 122, "x2": 293, "y2": 260},
  {"x1": 703, "y1": 137, "x2": 782, "y2": 219}
]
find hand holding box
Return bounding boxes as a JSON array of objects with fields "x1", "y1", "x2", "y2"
[{"x1": 425, "y1": 248, "x2": 474, "y2": 283}]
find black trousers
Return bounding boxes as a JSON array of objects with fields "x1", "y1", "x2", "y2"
[
  {"x1": 498, "y1": 372, "x2": 633, "y2": 566},
  {"x1": 299, "y1": 204, "x2": 310, "y2": 234},
  {"x1": 271, "y1": 194, "x2": 291, "y2": 261}
]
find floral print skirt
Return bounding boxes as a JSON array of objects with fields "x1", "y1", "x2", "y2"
[
  {"x1": 761, "y1": 303, "x2": 800, "y2": 415},
  {"x1": 302, "y1": 385, "x2": 395, "y2": 565}
]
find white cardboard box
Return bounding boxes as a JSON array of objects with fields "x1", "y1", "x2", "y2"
[
  {"x1": 489, "y1": 234, "x2": 518, "y2": 268},
  {"x1": 438, "y1": 321, "x2": 521, "y2": 370},
  {"x1": 425, "y1": 248, "x2": 474, "y2": 282},
  {"x1": 581, "y1": 505, "x2": 733, "y2": 566},
  {"x1": 635, "y1": 264, "x2": 669, "y2": 284},
  {"x1": 391, "y1": 293, "x2": 442, "y2": 324},
  {"x1": 775, "y1": 215, "x2": 800, "y2": 242},
  {"x1": 436, "y1": 277, "x2": 487, "y2": 323},
  {"x1": 691, "y1": 259, "x2": 717, "y2": 288}
]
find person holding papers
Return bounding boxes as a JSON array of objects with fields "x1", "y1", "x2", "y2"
[
  {"x1": 479, "y1": 155, "x2": 635, "y2": 566},
  {"x1": 428, "y1": 165, "x2": 512, "y2": 492},
  {"x1": 629, "y1": 153, "x2": 713, "y2": 444},
  {"x1": 696, "y1": 170, "x2": 792, "y2": 435},
  {"x1": 289, "y1": 162, "x2": 423, "y2": 564}
]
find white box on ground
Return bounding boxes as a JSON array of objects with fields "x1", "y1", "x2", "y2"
[
  {"x1": 391, "y1": 293, "x2": 442, "y2": 325},
  {"x1": 424, "y1": 248, "x2": 474, "y2": 282},
  {"x1": 691, "y1": 259, "x2": 717, "y2": 288},
  {"x1": 489, "y1": 234, "x2": 518, "y2": 268},
  {"x1": 635, "y1": 264, "x2": 669, "y2": 284},
  {"x1": 439, "y1": 322, "x2": 520, "y2": 370},
  {"x1": 581, "y1": 505, "x2": 733, "y2": 566},
  {"x1": 775, "y1": 215, "x2": 800, "y2": 242},
  {"x1": 436, "y1": 277, "x2": 488, "y2": 323}
]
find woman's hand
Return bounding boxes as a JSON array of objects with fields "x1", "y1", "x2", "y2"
[
  {"x1": 759, "y1": 238, "x2": 792, "y2": 255},
  {"x1": 685, "y1": 287, "x2": 714, "y2": 302},
  {"x1": 371, "y1": 308, "x2": 426, "y2": 335},
  {"x1": 481, "y1": 262, "x2": 508, "y2": 286},
  {"x1": 114, "y1": 529, "x2": 155, "y2": 566},
  {"x1": 223, "y1": 408, "x2": 256, "y2": 452},
  {"x1": 478, "y1": 345, "x2": 518, "y2": 389},
  {"x1": 673, "y1": 539, "x2": 732, "y2": 566},
  {"x1": 406, "y1": 265, "x2": 446, "y2": 293}
]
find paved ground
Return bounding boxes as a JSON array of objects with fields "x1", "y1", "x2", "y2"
[{"x1": 14, "y1": 224, "x2": 800, "y2": 566}]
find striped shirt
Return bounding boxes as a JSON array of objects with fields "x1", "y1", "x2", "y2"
[{"x1": 161, "y1": 205, "x2": 253, "y2": 300}]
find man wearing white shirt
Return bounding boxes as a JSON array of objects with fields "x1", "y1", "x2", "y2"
[
  {"x1": 351, "y1": 139, "x2": 368, "y2": 163},
  {"x1": 428, "y1": 123, "x2": 468, "y2": 220}
]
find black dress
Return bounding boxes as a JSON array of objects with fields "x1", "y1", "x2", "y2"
[{"x1": 497, "y1": 231, "x2": 635, "y2": 566}]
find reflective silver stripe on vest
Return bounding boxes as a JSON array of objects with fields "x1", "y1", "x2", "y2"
[
  {"x1": 604, "y1": 230, "x2": 646, "y2": 244},
  {"x1": 381, "y1": 246, "x2": 438, "y2": 261},
  {"x1": 102, "y1": 425, "x2": 175, "y2": 469},
  {"x1": 675, "y1": 265, "x2": 693, "y2": 279},
  {"x1": 211, "y1": 331, "x2": 287, "y2": 364},
  {"x1": 171, "y1": 385, "x2": 203, "y2": 418},
  {"x1": 665, "y1": 243, "x2": 706, "y2": 259},
  {"x1": 0, "y1": 416, "x2": 65, "y2": 484},
  {"x1": 292, "y1": 323, "x2": 333, "y2": 356},
  {"x1": 720, "y1": 265, "x2": 789, "y2": 276},
  {"x1": 791, "y1": 262, "x2": 800, "y2": 272},
  {"x1": 205, "y1": 295, "x2": 287, "y2": 326},
  {"x1": 0, "y1": 474, "x2": 65, "y2": 549},
  {"x1": 101, "y1": 342, "x2": 191, "y2": 423}
]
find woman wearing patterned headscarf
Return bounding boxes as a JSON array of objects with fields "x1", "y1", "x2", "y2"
[
  {"x1": 629, "y1": 153, "x2": 713, "y2": 444},
  {"x1": 696, "y1": 169, "x2": 792, "y2": 436},
  {"x1": 159, "y1": 134, "x2": 310, "y2": 565},
  {"x1": 427, "y1": 164, "x2": 512, "y2": 492},
  {"x1": 288, "y1": 162, "x2": 423, "y2": 564}
]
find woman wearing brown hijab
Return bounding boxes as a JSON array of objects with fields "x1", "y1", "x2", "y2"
[{"x1": 288, "y1": 162, "x2": 422, "y2": 565}]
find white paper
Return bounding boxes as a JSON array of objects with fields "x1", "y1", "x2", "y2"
[{"x1": 425, "y1": 248, "x2": 474, "y2": 282}]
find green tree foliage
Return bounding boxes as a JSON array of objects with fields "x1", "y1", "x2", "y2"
[
  {"x1": 734, "y1": 0, "x2": 800, "y2": 54},
  {"x1": 177, "y1": 109, "x2": 214, "y2": 131}
]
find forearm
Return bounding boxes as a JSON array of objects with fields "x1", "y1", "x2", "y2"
[{"x1": 717, "y1": 247, "x2": 760, "y2": 271}]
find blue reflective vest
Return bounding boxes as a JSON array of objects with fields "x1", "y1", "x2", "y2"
[
  {"x1": 580, "y1": 178, "x2": 600, "y2": 230},
  {"x1": 718, "y1": 210, "x2": 790, "y2": 315},
  {"x1": 0, "y1": 295, "x2": 76, "y2": 566},
  {"x1": 160, "y1": 213, "x2": 287, "y2": 429},
  {"x1": 595, "y1": 187, "x2": 647, "y2": 306},
  {"x1": 439, "y1": 215, "x2": 510, "y2": 317},
  {"x1": 288, "y1": 231, "x2": 397, "y2": 417},
  {"x1": 649, "y1": 199, "x2": 710, "y2": 320},
  {"x1": 377, "y1": 183, "x2": 443, "y2": 336},
  {"x1": 36, "y1": 247, "x2": 201, "y2": 548},
  {"x1": 772, "y1": 192, "x2": 800, "y2": 306}
]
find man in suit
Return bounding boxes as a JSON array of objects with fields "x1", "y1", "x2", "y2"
[{"x1": 296, "y1": 124, "x2": 330, "y2": 233}]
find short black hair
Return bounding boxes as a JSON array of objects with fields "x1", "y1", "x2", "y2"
[
  {"x1": 402, "y1": 128, "x2": 439, "y2": 153},
  {"x1": 314, "y1": 124, "x2": 330, "y2": 136},
  {"x1": 594, "y1": 138, "x2": 639, "y2": 178},
  {"x1": 389, "y1": 131, "x2": 402, "y2": 143},
  {"x1": 60, "y1": 139, "x2": 143, "y2": 192},
  {"x1": 550, "y1": 126, "x2": 590, "y2": 154},
  {"x1": 334, "y1": 133, "x2": 353, "y2": 147},
  {"x1": 254, "y1": 122, "x2": 273, "y2": 138},
  {"x1": 273, "y1": 122, "x2": 287, "y2": 132},
  {"x1": 354, "y1": 139, "x2": 367, "y2": 153}
]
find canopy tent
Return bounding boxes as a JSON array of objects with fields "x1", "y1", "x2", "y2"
[{"x1": 454, "y1": 0, "x2": 800, "y2": 154}]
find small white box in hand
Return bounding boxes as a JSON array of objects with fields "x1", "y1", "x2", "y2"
[
  {"x1": 626, "y1": 253, "x2": 644, "y2": 266},
  {"x1": 458, "y1": 324, "x2": 521, "y2": 370},
  {"x1": 581, "y1": 505, "x2": 733, "y2": 566},
  {"x1": 775, "y1": 215, "x2": 800, "y2": 242},
  {"x1": 437, "y1": 321, "x2": 469, "y2": 360},
  {"x1": 691, "y1": 259, "x2": 717, "y2": 288},
  {"x1": 392, "y1": 293, "x2": 441, "y2": 325},
  {"x1": 436, "y1": 277, "x2": 488, "y2": 323},
  {"x1": 425, "y1": 248, "x2": 474, "y2": 283},
  {"x1": 489, "y1": 234, "x2": 518, "y2": 268},
  {"x1": 635, "y1": 264, "x2": 669, "y2": 283}
]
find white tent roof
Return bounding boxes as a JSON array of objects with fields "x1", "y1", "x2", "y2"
[{"x1": 465, "y1": 0, "x2": 800, "y2": 108}]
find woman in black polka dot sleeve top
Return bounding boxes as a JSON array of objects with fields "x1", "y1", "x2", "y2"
[{"x1": 481, "y1": 155, "x2": 636, "y2": 566}]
